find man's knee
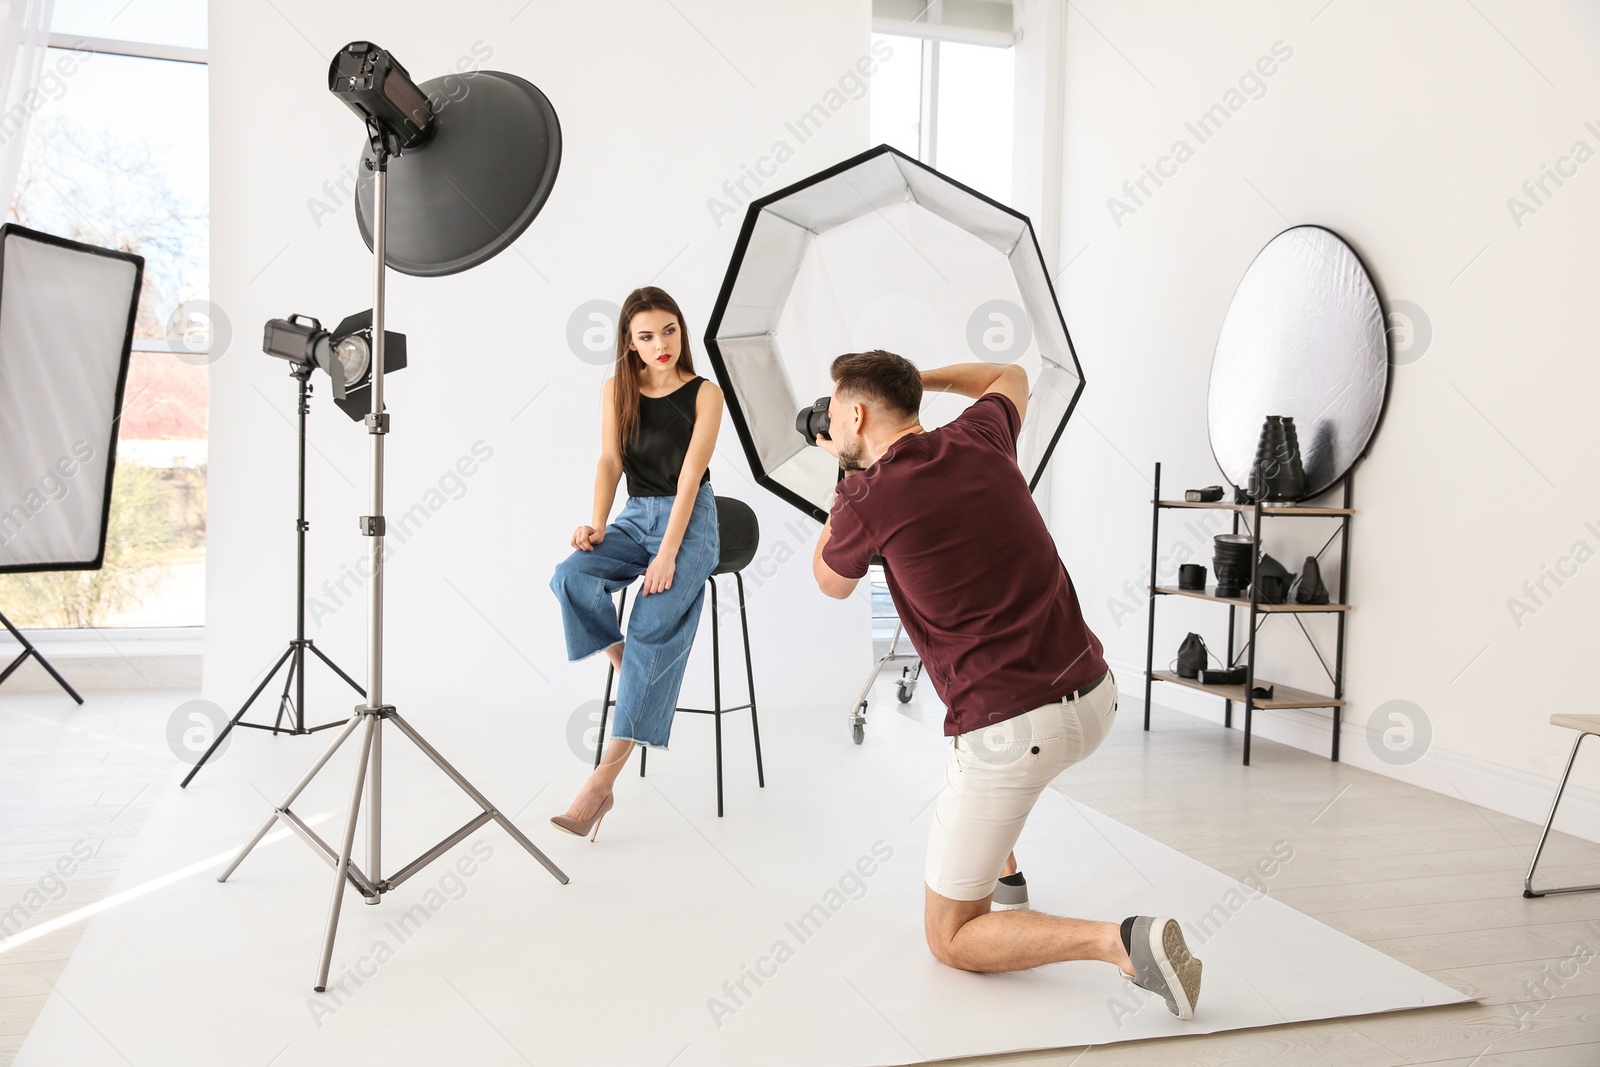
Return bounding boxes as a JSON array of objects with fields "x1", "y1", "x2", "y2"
[
  {"x1": 924, "y1": 926, "x2": 963, "y2": 969},
  {"x1": 923, "y1": 884, "x2": 987, "y2": 970}
]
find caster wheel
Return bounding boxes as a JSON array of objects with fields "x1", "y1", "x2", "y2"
[
  {"x1": 896, "y1": 682, "x2": 912, "y2": 703},
  {"x1": 853, "y1": 722, "x2": 865, "y2": 745}
]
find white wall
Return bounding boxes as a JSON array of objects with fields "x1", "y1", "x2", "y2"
[
  {"x1": 1050, "y1": 0, "x2": 1600, "y2": 827},
  {"x1": 206, "y1": 3, "x2": 888, "y2": 756}
]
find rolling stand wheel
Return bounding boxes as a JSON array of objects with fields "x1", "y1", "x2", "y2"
[
  {"x1": 852, "y1": 701, "x2": 867, "y2": 745},
  {"x1": 896, "y1": 663, "x2": 921, "y2": 703}
]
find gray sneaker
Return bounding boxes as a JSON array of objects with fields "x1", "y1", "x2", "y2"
[
  {"x1": 1122, "y1": 915, "x2": 1202, "y2": 1020},
  {"x1": 991, "y1": 872, "x2": 1029, "y2": 911}
]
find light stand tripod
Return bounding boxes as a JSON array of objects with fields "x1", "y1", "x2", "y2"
[
  {"x1": 0, "y1": 608, "x2": 83, "y2": 704},
  {"x1": 181, "y1": 364, "x2": 362, "y2": 788},
  {"x1": 218, "y1": 135, "x2": 568, "y2": 992}
]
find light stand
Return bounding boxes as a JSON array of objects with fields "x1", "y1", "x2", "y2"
[
  {"x1": 180, "y1": 363, "x2": 362, "y2": 787},
  {"x1": 218, "y1": 132, "x2": 567, "y2": 993},
  {"x1": 0, "y1": 609, "x2": 84, "y2": 703}
]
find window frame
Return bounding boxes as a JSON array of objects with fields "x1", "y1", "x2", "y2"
[{"x1": 4, "y1": 29, "x2": 214, "y2": 638}]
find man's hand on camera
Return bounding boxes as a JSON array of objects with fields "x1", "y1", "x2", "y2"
[{"x1": 815, "y1": 432, "x2": 840, "y2": 460}]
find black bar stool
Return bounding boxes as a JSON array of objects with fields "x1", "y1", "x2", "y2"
[{"x1": 595, "y1": 495, "x2": 764, "y2": 816}]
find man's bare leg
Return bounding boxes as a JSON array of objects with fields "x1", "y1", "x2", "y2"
[
  {"x1": 924, "y1": 885, "x2": 1136, "y2": 975},
  {"x1": 1001, "y1": 851, "x2": 1017, "y2": 878}
]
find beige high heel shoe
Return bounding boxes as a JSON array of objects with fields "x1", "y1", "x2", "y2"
[{"x1": 550, "y1": 793, "x2": 615, "y2": 841}]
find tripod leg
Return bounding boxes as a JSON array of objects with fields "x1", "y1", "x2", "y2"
[
  {"x1": 272, "y1": 649, "x2": 298, "y2": 735},
  {"x1": 218, "y1": 711, "x2": 364, "y2": 881},
  {"x1": 0, "y1": 611, "x2": 85, "y2": 704},
  {"x1": 180, "y1": 644, "x2": 298, "y2": 789},
  {"x1": 315, "y1": 713, "x2": 377, "y2": 992},
  {"x1": 0, "y1": 650, "x2": 29, "y2": 687},
  {"x1": 384, "y1": 711, "x2": 568, "y2": 884},
  {"x1": 307, "y1": 641, "x2": 366, "y2": 696}
]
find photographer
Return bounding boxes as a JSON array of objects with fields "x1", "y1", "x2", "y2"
[{"x1": 810, "y1": 351, "x2": 1203, "y2": 1020}]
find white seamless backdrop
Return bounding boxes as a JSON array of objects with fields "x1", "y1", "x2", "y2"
[{"x1": 206, "y1": 1, "x2": 881, "y2": 789}]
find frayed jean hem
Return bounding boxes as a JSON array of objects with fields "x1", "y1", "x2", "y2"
[
  {"x1": 569, "y1": 639, "x2": 624, "y2": 664},
  {"x1": 611, "y1": 733, "x2": 670, "y2": 752}
]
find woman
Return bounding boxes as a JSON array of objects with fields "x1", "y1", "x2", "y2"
[{"x1": 548, "y1": 286, "x2": 723, "y2": 841}]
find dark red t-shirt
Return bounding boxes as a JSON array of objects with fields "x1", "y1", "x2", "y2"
[{"x1": 823, "y1": 391, "x2": 1107, "y2": 737}]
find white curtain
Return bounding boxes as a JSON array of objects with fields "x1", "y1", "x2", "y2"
[{"x1": 0, "y1": 0, "x2": 58, "y2": 217}]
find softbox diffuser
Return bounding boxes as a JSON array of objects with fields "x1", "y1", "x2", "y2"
[
  {"x1": 0, "y1": 224, "x2": 143, "y2": 573},
  {"x1": 704, "y1": 144, "x2": 1085, "y2": 522}
]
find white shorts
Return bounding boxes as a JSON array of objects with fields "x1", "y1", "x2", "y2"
[{"x1": 924, "y1": 669, "x2": 1118, "y2": 901}]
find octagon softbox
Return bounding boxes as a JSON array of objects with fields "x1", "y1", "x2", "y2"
[{"x1": 704, "y1": 144, "x2": 1084, "y2": 521}]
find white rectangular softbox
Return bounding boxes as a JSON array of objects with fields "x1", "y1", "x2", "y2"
[{"x1": 0, "y1": 224, "x2": 143, "y2": 573}]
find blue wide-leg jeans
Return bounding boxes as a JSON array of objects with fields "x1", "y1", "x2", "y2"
[{"x1": 549, "y1": 482, "x2": 720, "y2": 750}]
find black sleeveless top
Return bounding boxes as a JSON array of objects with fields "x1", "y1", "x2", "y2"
[{"x1": 622, "y1": 376, "x2": 712, "y2": 498}]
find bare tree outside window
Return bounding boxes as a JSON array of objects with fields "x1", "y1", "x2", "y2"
[{"x1": 0, "y1": 51, "x2": 210, "y2": 629}]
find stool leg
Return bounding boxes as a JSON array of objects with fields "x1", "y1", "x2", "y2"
[
  {"x1": 737, "y1": 572, "x2": 764, "y2": 788},
  {"x1": 596, "y1": 587, "x2": 627, "y2": 769},
  {"x1": 596, "y1": 663, "x2": 613, "y2": 769},
  {"x1": 639, "y1": 742, "x2": 647, "y2": 776},
  {"x1": 712, "y1": 578, "x2": 724, "y2": 818},
  {"x1": 1525, "y1": 731, "x2": 1600, "y2": 897}
]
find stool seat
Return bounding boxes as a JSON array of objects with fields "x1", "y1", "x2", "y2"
[
  {"x1": 1551, "y1": 714, "x2": 1600, "y2": 734},
  {"x1": 713, "y1": 496, "x2": 759, "y2": 576}
]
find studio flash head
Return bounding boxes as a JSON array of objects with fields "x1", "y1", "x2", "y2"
[
  {"x1": 329, "y1": 42, "x2": 434, "y2": 154},
  {"x1": 796, "y1": 395, "x2": 832, "y2": 444},
  {"x1": 262, "y1": 312, "x2": 406, "y2": 421}
]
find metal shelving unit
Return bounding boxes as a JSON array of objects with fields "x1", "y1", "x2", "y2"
[{"x1": 1141, "y1": 461, "x2": 1354, "y2": 765}]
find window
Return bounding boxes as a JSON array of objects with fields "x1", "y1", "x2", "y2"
[
  {"x1": 0, "y1": 4, "x2": 209, "y2": 628},
  {"x1": 869, "y1": 33, "x2": 1015, "y2": 202}
]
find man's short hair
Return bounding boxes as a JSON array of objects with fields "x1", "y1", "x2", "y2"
[{"x1": 830, "y1": 349, "x2": 922, "y2": 421}]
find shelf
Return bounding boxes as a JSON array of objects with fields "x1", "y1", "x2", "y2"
[
  {"x1": 1149, "y1": 670, "x2": 1344, "y2": 710},
  {"x1": 1153, "y1": 585, "x2": 1350, "y2": 612},
  {"x1": 1156, "y1": 499, "x2": 1354, "y2": 516}
]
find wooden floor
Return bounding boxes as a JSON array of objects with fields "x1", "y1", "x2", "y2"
[{"x1": 2, "y1": 686, "x2": 1599, "y2": 1065}]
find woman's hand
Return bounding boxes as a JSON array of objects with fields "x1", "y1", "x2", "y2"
[
  {"x1": 641, "y1": 549, "x2": 677, "y2": 596},
  {"x1": 572, "y1": 525, "x2": 604, "y2": 551}
]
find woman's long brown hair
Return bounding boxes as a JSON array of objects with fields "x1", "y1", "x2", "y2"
[{"x1": 613, "y1": 286, "x2": 697, "y2": 454}]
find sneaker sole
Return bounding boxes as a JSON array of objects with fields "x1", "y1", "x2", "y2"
[
  {"x1": 989, "y1": 899, "x2": 1030, "y2": 911},
  {"x1": 1142, "y1": 917, "x2": 1201, "y2": 1020}
]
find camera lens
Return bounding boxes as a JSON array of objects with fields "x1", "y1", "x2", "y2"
[{"x1": 795, "y1": 396, "x2": 831, "y2": 444}]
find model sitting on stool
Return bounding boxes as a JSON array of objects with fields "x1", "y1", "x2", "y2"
[{"x1": 548, "y1": 286, "x2": 723, "y2": 841}]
